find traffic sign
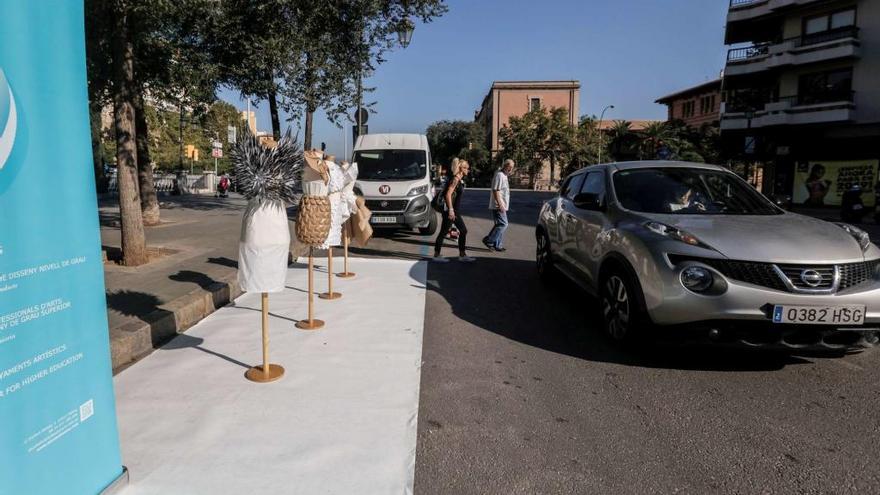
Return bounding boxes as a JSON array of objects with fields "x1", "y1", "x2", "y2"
[
  {"x1": 353, "y1": 107, "x2": 369, "y2": 125},
  {"x1": 212, "y1": 148, "x2": 223, "y2": 158}
]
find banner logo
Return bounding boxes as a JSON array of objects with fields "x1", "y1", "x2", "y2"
[{"x1": 0, "y1": 68, "x2": 17, "y2": 172}]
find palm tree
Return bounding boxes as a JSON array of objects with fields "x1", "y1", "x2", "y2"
[
  {"x1": 640, "y1": 121, "x2": 669, "y2": 160},
  {"x1": 608, "y1": 120, "x2": 632, "y2": 161}
]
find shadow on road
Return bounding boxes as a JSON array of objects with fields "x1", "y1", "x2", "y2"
[{"x1": 420, "y1": 256, "x2": 821, "y2": 372}]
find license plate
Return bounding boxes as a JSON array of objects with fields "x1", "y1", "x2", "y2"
[
  {"x1": 371, "y1": 216, "x2": 397, "y2": 224},
  {"x1": 772, "y1": 305, "x2": 866, "y2": 325}
]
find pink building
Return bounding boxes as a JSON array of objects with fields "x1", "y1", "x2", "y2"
[{"x1": 475, "y1": 81, "x2": 580, "y2": 189}]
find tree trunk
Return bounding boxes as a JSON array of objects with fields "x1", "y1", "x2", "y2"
[
  {"x1": 134, "y1": 93, "x2": 160, "y2": 225},
  {"x1": 304, "y1": 106, "x2": 314, "y2": 151},
  {"x1": 267, "y1": 76, "x2": 281, "y2": 141},
  {"x1": 89, "y1": 101, "x2": 107, "y2": 193},
  {"x1": 111, "y1": 5, "x2": 148, "y2": 266},
  {"x1": 549, "y1": 155, "x2": 556, "y2": 191}
]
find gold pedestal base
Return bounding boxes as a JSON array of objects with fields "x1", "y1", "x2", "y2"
[
  {"x1": 296, "y1": 319, "x2": 325, "y2": 330},
  {"x1": 245, "y1": 364, "x2": 285, "y2": 383},
  {"x1": 336, "y1": 272, "x2": 356, "y2": 278},
  {"x1": 319, "y1": 292, "x2": 342, "y2": 300}
]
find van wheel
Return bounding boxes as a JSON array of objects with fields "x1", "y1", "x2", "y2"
[{"x1": 418, "y1": 213, "x2": 438, "y2": 235}]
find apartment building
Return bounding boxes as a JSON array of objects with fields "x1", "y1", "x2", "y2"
[
  {"x1": 475, "y1": 80, "x2": 580, "y2": 189},
  {"x1": 655, "y1": 78, "x2": 722, "y2": 128},
  {"x1": 721, "y1": 0, "x2": 879, "y2": 206}
]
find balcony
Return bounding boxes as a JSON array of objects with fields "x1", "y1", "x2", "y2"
[
  {"x1": 728, "y1": 0, "x2": 826, "y2": 23},
  {"x1": 721, "y1": 91, "x2": 855, "y2": 130},
  {"x1": 725, "y1": 27, "x2": 860, "y2": 76}
]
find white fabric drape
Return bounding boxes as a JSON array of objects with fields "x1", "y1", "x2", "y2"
[{"x1": 238, "y1": 199, "x2": 290, "y2": 293}]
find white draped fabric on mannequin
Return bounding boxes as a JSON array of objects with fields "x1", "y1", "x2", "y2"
[
  {"x1": 320, "y1": 161, "x2": 345, "y2": 249},
  {"x1": 238, "y1": 199, "x2": 290, "y2": 293},
  {"x1": 340, "y1": 162, "x2": 358, "y2": 223}
]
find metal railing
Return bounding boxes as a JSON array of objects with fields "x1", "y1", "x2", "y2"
[
  {"x1": 729, "y1": 0, "x2": 766, "y2": 8},
  {"x1": 725, "y1": 90, "x2": 854, "y2": 113},
  {"x1": 792, "y1": 26, "x2": 859, "y2": 48},
  {"x1": 727, "y1": 43, "x2": 771, "y2": 62}
]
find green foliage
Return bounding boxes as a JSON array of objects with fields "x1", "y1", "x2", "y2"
[
  {"x1": 426, "y1": 120, "x2": 491, "y2": 185},
  {"x1": 498, "y1": 107, "x2": 576, "y2": 189}
]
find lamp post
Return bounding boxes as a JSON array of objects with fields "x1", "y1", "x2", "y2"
[
  {"x1": 355, "y1": 18, "x2": 415, "y2": 140},
  {"x1": 597, "y1": 104, "x2": 614, "y2": 165}
]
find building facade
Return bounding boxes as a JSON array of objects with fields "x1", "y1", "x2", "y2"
[
  {"x1": 721, "y1": 0, "x2": 880, "y2": 206},
  {"x1": 655, "y1": 78, "x2": 722, "y2": 128},
  {"x1": 475, "y1": 81, "x2": 580, "y2": 189}
]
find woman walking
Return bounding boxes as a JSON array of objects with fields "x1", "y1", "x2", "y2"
[{"x1": 433, "y1": 159, "x2": 474, "y2": 263}]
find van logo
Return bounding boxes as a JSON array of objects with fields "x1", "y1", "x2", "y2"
[
  {"x1": 379, "y1": 185, "x2": 391, "y2": 195},
  {"x1": 380, "y1": 201, "x2": 389, "y2": 208},
  {"x1": 0, "y1": 68, "x2": 18, "y2": 173}
]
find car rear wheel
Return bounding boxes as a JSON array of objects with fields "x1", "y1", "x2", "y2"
[
  {"x1": 536, "y1": 229, "x2": 555, "y2": 283},
  {"x1": 600, "y1": 270, "x2": 645, "y2": 343}
]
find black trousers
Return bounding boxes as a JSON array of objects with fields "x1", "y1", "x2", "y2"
[{"x1": 434, "y1": 213, "x2": 468, "y2": 256}]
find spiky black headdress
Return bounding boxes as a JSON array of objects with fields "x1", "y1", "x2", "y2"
[{"x1": 232, "y1": 130, "x2": 303, "y2": 203}]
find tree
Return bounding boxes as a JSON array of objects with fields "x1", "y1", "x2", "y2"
[
  {"x1": 109, "y1": 0, "x2": 148, "y2": 266},
  {"x1": 498, "y1": 111, "x2": 542, "y2": 189},
  {"x1": 568, "y1": 115, "x2": 603, "y2": 175},
  {"x1": 426, "y1": 120, "x2": 490, "y2": 184},
  {"x1": 535, "y1": 107, "x2": 575, "y2": 189},
  {"x1": 607, "y1": 120, "x2": 637, "y2": 162}
]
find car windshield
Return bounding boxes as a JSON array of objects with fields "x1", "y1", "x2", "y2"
[
  {"x1": 353, "y1": 150, "x2": 427, "y2": 181},
  {"x1": 612, "y1": 167, "x2": 782, "y2": 215}
]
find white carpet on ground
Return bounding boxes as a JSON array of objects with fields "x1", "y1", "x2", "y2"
[{"x1": 114, "y1": 257, "x2": 428, "y2": 495}]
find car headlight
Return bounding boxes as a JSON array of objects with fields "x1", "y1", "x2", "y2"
[
  {"x1": 835, "y1": 223, "x2": 871, "y2": 252},
  {"x1": 680, "y1": 266, "x2": 714, "y2": 292},
  {"x1": 407, "y1": 185, "x2": 429, "y2": 197},
  {"x1": 644, "y1": 221, "x2": 710, "y2": 248}
]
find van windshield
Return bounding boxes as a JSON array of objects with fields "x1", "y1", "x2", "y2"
[{"x1": 354, "y1": 150, "x2": 428, "y2": 181}]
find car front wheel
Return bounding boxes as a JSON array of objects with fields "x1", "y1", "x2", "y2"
[
  {"x1": 536, "y1": 229, "x2": 555, "y2": 283},
  {"x1": 600, "y1": 270, "x2": 645, "y2": 343}
]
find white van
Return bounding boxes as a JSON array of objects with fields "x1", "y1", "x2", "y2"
[{"x1": 352, "y1": 133, "x2": 438, "y2": 235}]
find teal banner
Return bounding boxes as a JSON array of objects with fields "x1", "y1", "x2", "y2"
[{"x1": 0, "y1": 2, "x2": 125, "y2": 494}]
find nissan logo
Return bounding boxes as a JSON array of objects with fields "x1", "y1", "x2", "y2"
[
  {"x1": 379, "y1": 185, "x2": 391, "y2": 195},
  {"x1": 800, "y1": 269, "x2": 823, "y2": 287}
]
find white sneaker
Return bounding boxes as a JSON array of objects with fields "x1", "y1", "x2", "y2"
[
  {"x1": 431, "y1": 256, "x2": 450, "y2": 263},
  {"x1": 458, "y1": 256, "x2": 476, "y2": 263}
]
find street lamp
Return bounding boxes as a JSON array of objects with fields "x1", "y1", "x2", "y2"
[
  {"x1": 597, "y1": 104, "x2": 614, "y2": 165},
  {"x1": 356, "y1": 18, "x2": 415, "y2": 139},
  {"x1": 397, "y1": 18, "x2": 415, "y2": 48}
]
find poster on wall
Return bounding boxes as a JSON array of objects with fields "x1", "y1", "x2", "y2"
[
  {"x1": 793, "y1": 159, "x2": 879, "y2": 207},
  {"x1": 0, "y1": 2, "x2": 125, "y2": 495}
]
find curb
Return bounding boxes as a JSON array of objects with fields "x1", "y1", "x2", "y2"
[{"x1": 110, "y1": 271, "x2": 242, "y2": 374}]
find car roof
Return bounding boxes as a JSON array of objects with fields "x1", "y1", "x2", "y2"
[{"x1": 608, "y1": 160, "x2": 727, "y2": 172}]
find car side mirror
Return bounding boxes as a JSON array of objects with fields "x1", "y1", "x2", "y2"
[{"x1": 573, "y1": 192, "x2": 603, "y2": 211}]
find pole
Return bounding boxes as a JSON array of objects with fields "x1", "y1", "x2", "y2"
[
  {"x1": 338, "y1": 230, "x2": 355, "y2": 278},
  {"x1": 244, "y1": 292, "x2": 285, "y2": 383},
  {"x1": 320, "y1": 247, "x2": 342, "y2": 299},
  {"x1": 296, "y1": 247, "x2": 325, "y2": 330},
  {"x1": 598, "y1": 105, "x2": 613, "y2": 165}
]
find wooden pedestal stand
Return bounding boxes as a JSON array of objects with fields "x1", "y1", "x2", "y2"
[
  {"x1": 296, "y1": 248, "x2": 325, "y2": 330},
  {"x1": 337, "y1": 231, "x2": 355, "y2": 278},
  {"x1": 245, "y1": 292, "x2": 285, "y2": 383},
  {"x1": 319, "y1": 246, "x2": 342, "y2": 300}
]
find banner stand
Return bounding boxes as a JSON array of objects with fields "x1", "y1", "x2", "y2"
[
  {"x1": 337, "y1": 232, "x2": 356, "y2": 279},
  {"x1": 99, "y1": 467, "x2": 130, "y2": 495},
  {"x1": 296, "y1": 248, "x2": 325, "y2": 330}
]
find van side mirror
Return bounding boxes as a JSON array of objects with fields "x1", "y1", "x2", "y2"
[{"x1": 573, "y1": 192, "x2": 603, "y2": 211}]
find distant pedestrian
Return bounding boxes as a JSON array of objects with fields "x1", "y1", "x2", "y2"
[
  {"x1": 217, "y1": 173, "x2": 230, "y2": 198},
  {"x1": 482, "y1": 159, "x2": 514, "y2": 252},
  {"x1": 433, "y1": 159, "x2": 473, "y2": 263}
]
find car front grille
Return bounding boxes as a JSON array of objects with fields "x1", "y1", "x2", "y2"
[
  {"x1": 668, "y1": 255, "x2": 880, "y2": 294},
  {"x1": 365, "y1": 199, "x2": 409, "y2": 212}
]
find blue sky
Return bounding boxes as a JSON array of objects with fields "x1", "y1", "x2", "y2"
[{"x1": 219, "y1": 0, "x2": 729, "y2": 156}]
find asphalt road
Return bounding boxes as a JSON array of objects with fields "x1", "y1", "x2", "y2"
[{"x1": 359, "y1": 189, "x2": 880, "y2": 495}]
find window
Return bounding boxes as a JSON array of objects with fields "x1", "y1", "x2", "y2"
[
  {"x1": 803, "y1": 8, "x2": 856, "y2": 35},
  {"x1": 564, "y1": 173, "x2": 586, "y2": 200},
  {"x1": 681, "y1": 100, "x2": 695, "y2": 118},
  {"x1": 799, "y1": 68, "x2": 853, "y2": 104},
  {"x1": 352, "y1": 149, "x2": 428, "y2": 181},
  {"x1": 529, "y1": 97, "x2": 541, "y2": 112},
  {"x1": 580, "y1": 171, "x2": 606, "y2": 201},
  {"x1": 699, "y1": 95, "x2": 716, "y2": 115}
]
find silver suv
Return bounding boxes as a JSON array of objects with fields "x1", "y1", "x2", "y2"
[{"x1": 536, "y1": 161, "x2": 880, "y2": 349}]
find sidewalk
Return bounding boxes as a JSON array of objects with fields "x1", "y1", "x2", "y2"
[{"x1": 101, "y1": 194, "x2": 266, "y2": 371}]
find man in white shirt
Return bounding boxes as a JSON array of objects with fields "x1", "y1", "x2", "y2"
[{"x1": 482, "y1": 159, "x2": 514, "y2": 252}]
